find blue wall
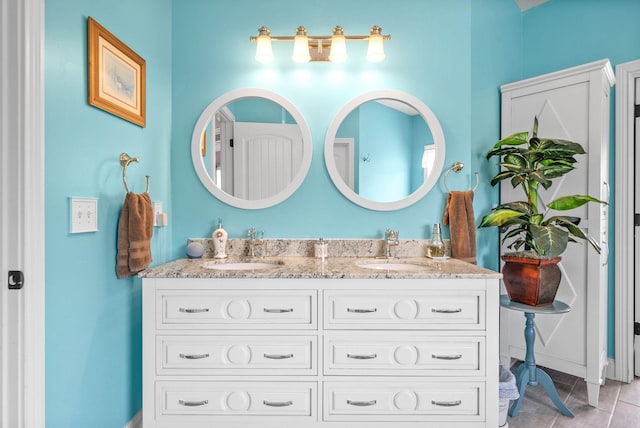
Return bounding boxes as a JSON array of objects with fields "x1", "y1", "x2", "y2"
[
  {"x1": 45, "y1": 0, "x2": 173, "y2": 426},
  {"x1": 171, "y1": 0, "x2": 480, "y2": 248},
  {"x1": 521, "y1": 0, "x2": 640, "y2": 360}
]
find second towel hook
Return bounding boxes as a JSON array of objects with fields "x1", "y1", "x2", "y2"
[
  {"x1": 443, "y1": 161, "x2": 478, "y2": 192},
  {"x1": 120, "y1": 153, "x2": 150, "y2": 193}
]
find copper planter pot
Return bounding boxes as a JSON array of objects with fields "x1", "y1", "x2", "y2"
[{"x1": 501, "y1": 255, "x2": 562, "y2": 307}]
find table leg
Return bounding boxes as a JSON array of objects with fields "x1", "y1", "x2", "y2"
[{"x1": 508, "y1": 312, "x2": 574, "y2": 418}]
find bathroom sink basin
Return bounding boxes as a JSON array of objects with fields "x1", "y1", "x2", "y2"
[
  {"x1": 356, "y1": 262, "x2": 429, "y2": 271},
  {"x1": 202, "y1": 261, "x2": 280, "y2": 271}
]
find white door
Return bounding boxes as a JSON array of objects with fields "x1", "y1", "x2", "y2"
[
  {"x1": 500, "y1": 60, "x2": 613, "y2": 407},
  {"x1": 635, "y1": 77, "x2": 640, "y2": 377},
  {"x1": 1, "y1": 0, "x2": 45, "y2": 425},
  {"x1": 333, "y1": 138, "x2": 355, "y2": 190},
  {"x1": 233, "y1": 122, "x2": 303, "y2": 200}
]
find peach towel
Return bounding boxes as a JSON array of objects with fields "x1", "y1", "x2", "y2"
[
  {"x1": 116, "y1": 192, "x2": 153, "y2": 278},
  {"x1": 443, "y1": 190, "x2": 477, "y2": 264}
]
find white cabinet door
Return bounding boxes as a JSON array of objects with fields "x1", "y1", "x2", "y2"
[{"x1": 499, "y1": 59, "x2": 614, "y2": 407}]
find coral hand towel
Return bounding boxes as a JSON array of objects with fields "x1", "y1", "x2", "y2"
[
  {"x1": 116, "y1": 192, "x2": 153, "y2": 278},
  {"x1": 443, "y1": 190, "x2": 477, "y2": 264}
]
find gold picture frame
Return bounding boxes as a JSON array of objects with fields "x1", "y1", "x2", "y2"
[{"x1": 88, "y1": 17, "x2": 146, "y2": 127}]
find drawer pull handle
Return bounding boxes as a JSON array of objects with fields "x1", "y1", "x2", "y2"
[
  {"x1": 347, "y1": 353, "x2": 377, "y2": 360},
  {"x1": 347, "y1": 400, "x2": 377, "y2": 407},
  {"x1": 347, "y1": 308, "x2": 377, "y2": 313},
  {"x1": 179, "y1": 353, "x2": 210, "y2": 360},
  {"x1": 179, "y1": 307, "x2": 210, "y2": 313},
  {"x1": 431, "y1": 353, "x2": 463, "y2": 360},
  {"x1": 263, "y1": 308, "x2": 294, "y2": 313},
  {"x1": 431, "y1": 308, "x2": 462, "y2": 314},
  {"x1": 179, "y1": 399, "x2": 209, "y2": 407},
  {"x1": 431, "y1": 399, "x2": 462, "y2": 407},
  {"x1": 264, "y1": 353, "x2": 294, "y2": 359},
  {"x1": 263, "y1": 400, "x2": 293, "y2": 407}
]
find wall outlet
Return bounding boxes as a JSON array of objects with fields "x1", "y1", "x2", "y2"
[
  {"x1": 70, "y1": 197, "x2": 98, "y2": 233},
  {"x1": 153, "y1": 202, "x2": 162, "y2": 226}
]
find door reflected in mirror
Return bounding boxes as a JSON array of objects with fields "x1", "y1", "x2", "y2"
[
  {"x1": 324, "y1": 90, "x2": 446, "y2": 211},
  {"x1": 192, "y1": 89, "x2": 312, "y2": 209}
]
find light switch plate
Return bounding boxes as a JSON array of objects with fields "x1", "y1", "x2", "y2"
[
  {"x1": 70, "y1": 197, "x2": 98, "y2": 233},
  {"x1": 153, "y1": 202, "x2": 162, "y2": 226}
]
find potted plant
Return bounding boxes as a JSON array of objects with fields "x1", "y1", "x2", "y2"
[{"x1": 479, "y1": 117, "x2": 605, "y2": 306}]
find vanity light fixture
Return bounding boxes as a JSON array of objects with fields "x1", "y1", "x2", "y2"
[{"x1": 250, "y1": 25, "x2": 390, "y2": 63}]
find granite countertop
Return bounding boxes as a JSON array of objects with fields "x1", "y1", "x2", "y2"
[{"x1": 139, "y1": 256, "x2": 502, "y2": 280}]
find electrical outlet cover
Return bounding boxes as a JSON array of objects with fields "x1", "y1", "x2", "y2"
[{"x1": 70, "y1": 197, "x2": 99, "y2": 233}]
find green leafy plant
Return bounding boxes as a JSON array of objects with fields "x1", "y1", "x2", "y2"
[{"x1": 479, "y1": 117, "x2": 605, "y2": 258}]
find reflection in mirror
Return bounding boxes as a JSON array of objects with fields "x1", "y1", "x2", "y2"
[
  {"x1": 325, "y1": 90, "x2": 445, "y2": 211},
  {"x1": 192, "y1": 89, "x2": 312, "y2": 209}
]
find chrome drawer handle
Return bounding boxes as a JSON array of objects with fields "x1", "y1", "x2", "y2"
[
  {"x1": 431, "y1": 353, "x2": 463, "y2": 360},
  {"x1": 431, "y1": 399, "x2": 462, "y2": 407},
  {"x1": 431, "y1": 308, "x2": 462, "y2": 313},
  {"x1": 179, "y1": 307, "x2": 210, "y2": 313},
  {"x1": 263, "y1": 400, "x2": 293, "y2": 407},
  {"x1": 347, "y1": 400, "x2": 377, "y2": 406},
  {"x1": 179, "y1": 353, "x2": 210, "y2": 360},
  {"x1": 347, "y1": 353, "x2": 377, "y2": 360},
  {"x1": 263, "y1": 308, "x2": 294, "y2": 313},
  {"x1": 264, "y1": 353, "x2": 294, "y2": 359},
  {"x1": 347, "y1": 308, "x2": 377, "y2": 313},
  {"x1": 179, "y1": 399, "x2": 209, "y2": 407}
]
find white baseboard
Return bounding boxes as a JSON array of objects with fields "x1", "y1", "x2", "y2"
[
  {"x1": 124, "y1": 409, "x2": 142, "y2": 428},
  {"x1": 605, "y1": 358, "x2": 617, "y2": 381}
]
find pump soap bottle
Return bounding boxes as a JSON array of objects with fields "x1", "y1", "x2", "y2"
[
  {"x1": 212, "y1": 218, "x2": 228, "y2": 259},
  {"x1": 427, "y1": 223, "x2": 446, "y2": 258}
]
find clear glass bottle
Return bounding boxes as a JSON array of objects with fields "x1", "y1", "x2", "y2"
[{"x1": 428, "y1": 223, "x2": 446, "y2": 258}]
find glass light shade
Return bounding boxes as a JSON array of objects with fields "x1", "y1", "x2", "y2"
[
  {"x1": 366, "y1": 33, "x2": 385, "y2": 62},
  {"x1": 255, "y1": 35, "x2": 273, "y2": 64},
  {"x1": 292, "y1": 35, "x2": 310, "y2": 63},
  {"x1": 329, "y1": 34, "x2": 347, "y2": 63}
]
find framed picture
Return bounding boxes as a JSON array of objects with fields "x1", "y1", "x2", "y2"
[{"x1": 88, "y1": 17, "x2": 146, "y2": 127}]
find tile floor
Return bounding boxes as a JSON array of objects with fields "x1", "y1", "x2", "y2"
[{"x1": 504, "y1": 362, "x2": 640, "y2": 427}]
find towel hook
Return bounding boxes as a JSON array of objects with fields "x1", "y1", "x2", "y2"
[
  {"x1": 443, "y1": 161, "x2": 478, "y2": 192},
  {"x1": 120, "y1": 153, "x2": 150, "y2": 193}
]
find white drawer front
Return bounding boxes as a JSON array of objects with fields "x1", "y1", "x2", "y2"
[
  {"x1": 324, "y1": 290, "x2": 482, "y2": 329},
  {"x1": 158, "y1": 290, "x2": 316, "y2": 329},
  {"x1": 157, "y1": 381, "x2": 315, "y2": 417},
  {"x1": 324, "y1": 381, "x2": 482, "y2": 421},
  {"x1": 158, "y1": 335, "x2": 316, "y2": 375},
  {"x1": 324, "y1": 334, "x2": 483, "y2": 375}
]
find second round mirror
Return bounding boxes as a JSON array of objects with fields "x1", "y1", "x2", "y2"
[{"x1": 324, "y1": 90, "x2": 446, "y2": 211}]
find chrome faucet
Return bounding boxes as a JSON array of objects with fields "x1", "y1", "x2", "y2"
[
  {"x1": 246, "y1": 228, "x2": 265, "y2": 258},
  {"x1": 383, "y1": 228, "x2": 399, "y2": 259}
]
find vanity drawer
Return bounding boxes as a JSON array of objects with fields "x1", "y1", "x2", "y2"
[
  {"x1": 158, "y1": 335, "x2": 317, "y2": 375},
  {"x1": 324, "y1": 334, "x2": 483, "y2": 375},
  {"x1": 323, "y1": 381, "x2": 483, "y2": 421},
  {"x1": 156, "y1": 381, "x2": 315, "y2": 418},
  {"x1": 324, "y1": 290, "x2": 482, "y2": 329},
  {"x1": 157, "y1": 290, "x2": 316, "y2": 329}
]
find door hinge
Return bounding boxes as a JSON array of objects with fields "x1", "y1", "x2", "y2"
[
  {"x1": 8, "y1": 270, "x2": 24, "y2": 290},
  {"x1": 230, "y1": 138, "x2": 234, "y2": 148},
  {"x1": 635, "y1": 322, "x2": 640, "y2": 336},
  {"x1": 635, "y1": 104, "x2": 640, "y2": 118},
  {"x1": 635, "y1": 213, "x2": 640, "y2": 227}
]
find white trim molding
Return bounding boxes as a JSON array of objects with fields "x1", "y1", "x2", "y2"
[
  {"x1": 1, "y1": 0, "x2": 46, "y2": 426},
  {"x1": 614, "y1": 59, "x2": 640, "y2": 383},
  {"x1": 124, "y1": 409, "x2": 142, "y2": 428}
]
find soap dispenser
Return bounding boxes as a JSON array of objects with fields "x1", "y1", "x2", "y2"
[
  {"x1": 212, "y1": 218, "x2": 228, "y2": 259},
  {"x1": 427, "y1": 223, "x2": 446, "y2": 258}
]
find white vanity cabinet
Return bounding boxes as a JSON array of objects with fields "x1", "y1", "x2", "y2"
[{"x1": 142, "y1": 277, "x2": 499, "y2": 428}]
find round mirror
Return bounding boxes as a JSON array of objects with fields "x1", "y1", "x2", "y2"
[
  {"x1": 191, "y1": 88, "x2": 312, "y2": 209},
  {"x1": 324, "y1": 90, "x2": 446, "y2": 211}
]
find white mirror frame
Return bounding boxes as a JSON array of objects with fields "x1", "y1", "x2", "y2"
[
  {"x1": 191, "y1": 88, "x2": 313, "y2": 209},
  {"x1": 324, "y1": 90, "x2": 446, "y2": 211}
]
